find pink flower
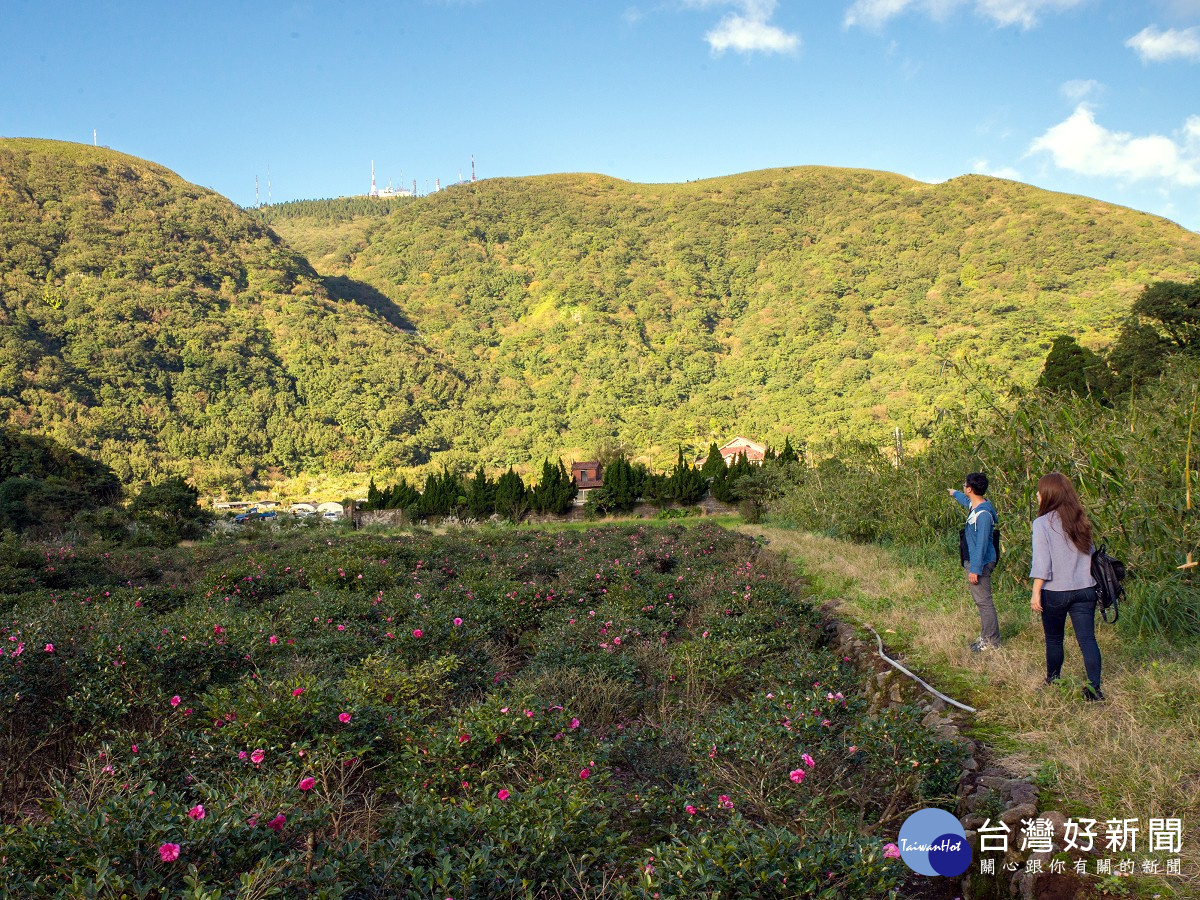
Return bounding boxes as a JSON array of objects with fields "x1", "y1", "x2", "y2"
[
  {"x1": 459, "y1": 733, "x2": 470, "y2": 744},
  {"x1": 802, "y1": 753, "x2": 815, "y2": 769},
  {"x1": 337, "y1": 624, "x2": 345, "y2": 631},
  {"x1": 412, "y1": 629, "x2": 423, "y2": 638},
  {"x1": 339, "y1": 712, "x2": 352, "y2": 724},
  {"x1": 883, "y1": 842, "x2": 901, "y2": 859},
  {"x1": 250, "y1": 749, "x2": 265, "y2": 765},
  {"x1": 44, "y1": 643, "x2": 54, "y2": 652},
  {"x1": 569, "y1": 718, "x2": 580, "y2": 730},
  {"x1": 267, "y1": 813, "x2": 286, "y2": 832},
  {"x1": 298, "y1": 777, "x2": 315, "y2": 791},
  {"x1": 453, "y1": 618, "x2": 463, "y2": 626},
  {"x1": 497, "y1": 789, "x2": 510, "y2": 801},
  {"x1": 718, "y1": 795, "x2": 734, "y2": 810},
  {"x1": 238, "y1": 750, "x2": 247, "y2": 760},
  {"x1": 789, "y1": 769, "x2": 806, "y2": 783},
  {"x1": 685, "y1": 805, "x2": 697, "y2": 815},
  {"x1": 848, "y1": 745, "x2": 858, "y2": 754},
  {"x1": 579, "y1": 768, "x2": 590, "y2": 779},
  {"x1": 268, "y1": 635, "x2": 278, "y2": 645},
  {"x1": 292, "y1": 687, "x2": 304, "y2": 697},
  {"x1": 187, "y1": 804, "x2": 205, "y2": 820},
  {"x1": 131, "y1": 744, "x2": 138, "y2": 754},
  {"x1": 158, "y1": 842, "x2": 180, "y2": 862},
  {"x1": 170, "y1": 695, "x2": 181, "y2": 707},
  {"x1": 524, "y1": 709, "x2": 534, "y2": 718}
]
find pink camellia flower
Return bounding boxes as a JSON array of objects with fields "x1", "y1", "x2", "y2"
[
  {"x1": 459, "y1": 733, "x2": 470, "y2": 744},
  {"x1": 883, "y1": 842, "x2": 901, "y2": 859},
  {"x1": 718, "y1": 795, "x2": 734, "y2": 810},
  {"x1": 848, "y1": 745, "x2": 858, "y2": 754},
  {"x1": 267, "y1": 813, "x2": 286, "y2": 832},
  {"x1": 412, "y1": 629, "x2": 423, "y2": 638},
  {"x1": 685, "y1": 805, "x2": 697, "y2": 815},
  {"x1": 292, "y1": 687, "x2": 304, "y2": 697},
  {"x1": 579, "y1": 768, "x2": 590, "y2": 780},
  {"x1": 789, "y1": 769, "x2": 806, "y2": 784},
  {"x1": 187, "y1": 804, "x2": 205, "y2": 820},
  {"x1": 238, "y1": 750, "x2": 247, "y2": 760},
  {"x1": 170, "y1": 695, "x2": 181, "y2": 707},
  {"x1": 44, "y1": 644, "x2": 54, "y2": 652},
  {"x1": 497, "y1": 789, "x2": 510, "y2": 801},
  {"x1": 337, "y1": 624, "x2": 345, "y2": 631},
  {"x1": 298, "y1": 777, "x2": 315, "y2": 791},
  {"x1": 131, "y1": 744, "x2": 138, "y2": 754},
  {"x1": 250, "y1": 749, "x2": 265, "y2": 765},
  {"x1": 453, "y1": 617, "x2": 463, "y2": 626},
  {"x1": 338, "y1": 712, "x2": 352, "y2": 724},
  {"x1": 569, "y1": 718, "x2": 580, "y2": 730},
  {"x1": 268, "y1": 635, "x2": 278, "y2": 645},
  {"x1": 158, "y1": 842, "x2": 181, "y2": 862},
  {"x1": 802, "y1": 753, "x2": 815, "y2": 769},
  {"x1": 524, "y1": 709, "x2": 534, "y2": 718}
]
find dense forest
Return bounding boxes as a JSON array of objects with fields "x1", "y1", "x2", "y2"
[{"x1": 3, "y1": 138, "x2": 1200, "y2": 493}]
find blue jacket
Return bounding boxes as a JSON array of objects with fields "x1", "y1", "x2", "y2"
[{"x1": 953, "y1": 491, "x2": 998, "y2": 575}]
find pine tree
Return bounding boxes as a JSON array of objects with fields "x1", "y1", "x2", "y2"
[
  {"x1": 495, "y1": 467, "x2": 529, "y2": 521},
  {"x1": 700, "y1": 442, "x2": 726, "y2": 481},
  {"x1": 466, "y1": 466, "x2": 495, "y2": 518},
  {"x1": 779, "y1": 437, "x2": 799, "y2": 465}
]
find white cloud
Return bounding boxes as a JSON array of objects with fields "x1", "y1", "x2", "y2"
[
  {"x1": 687, "y1": 0, "x2": 800, "y2": 54},
  {"x1": 845, "y1": 0, "x2": 1085, "y2": 29},
  {"x1": 972, "y1": 158, "x2": 1023, "y2": 180},
  {"x1": 1061, "y1": 78, "x2": 1100, "y2": 100},
  {"x1": 1029, "y1": 105, "x2": 1200, "y2": 186},
  {"x1": 1126, "y1": 25, "x2": 1200, "y2": 62}
]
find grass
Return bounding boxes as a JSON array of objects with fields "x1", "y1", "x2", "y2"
[{"x1": 740, "y1": 524, "x2": 1200, "y2": 898}]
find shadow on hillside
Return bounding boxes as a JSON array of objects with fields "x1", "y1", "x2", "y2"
[{"x1": 323, "y1": 275, "x2": 417, "y2": 333}]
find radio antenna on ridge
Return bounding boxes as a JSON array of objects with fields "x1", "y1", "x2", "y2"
[
  {"x1": 255, "y1": 176, "x2": 260, "y2": 208},
  {"x1": 267, "y1": 166, "x2": 272, "y2": 206},
  {"x1": 471, "y1": 155, "x2": 476, "y2": 183}
]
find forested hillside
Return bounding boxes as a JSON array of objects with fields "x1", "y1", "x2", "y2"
[
  {"x1": 0, "y1": 140, "x2": 462, "y2": 491},
  {"x1": 3, "y1": 138, "x2": 1200, "y2": 492},
  {"x1": 267, "y1": 168, "x2": 1200, "y2": 470}
]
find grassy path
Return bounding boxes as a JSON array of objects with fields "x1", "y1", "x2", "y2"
[{"x1": 739, "y1": 525, "x2": 1200, "y2": 897}]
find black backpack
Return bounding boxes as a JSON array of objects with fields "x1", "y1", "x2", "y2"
[
  {"x1": 1091, "y1": 546, "x2": 1126, "y2": 624},
  {"x1": 959, "y1": 509, "x2": 1000, "y2": 566}
]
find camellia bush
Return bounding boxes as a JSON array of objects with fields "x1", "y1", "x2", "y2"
[{"x1": 1, "y1": 525, "x2": 960, "y2": 898}]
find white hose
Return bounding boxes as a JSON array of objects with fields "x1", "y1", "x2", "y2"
[{"x1": 862, "y1": 623, "x2": 977, "y2": 714}]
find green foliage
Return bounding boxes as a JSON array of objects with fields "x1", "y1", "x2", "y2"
[
  {"x1": 530, "y1": 458, "x2": 577, "y2": 515},
  {"x1": 1038, "y1": 335, "x2": 1114, "y2": 401},
  {"x1": 0, "y1": 428, "x2": 122, "y2": 536},
  {"x1": 772, "y1": 358, "x2": 1200, "y2": 640},
  {"x1": 493, "y1": 467, "x2": 529, "y2": 521},
  {"x1": 8, "y1": 139, "x2": 1200, "y2": 492},
  {"x1": 700, "y1": 442, "x2": 726, "y2": 480},
  {"x1": 1, "y1": 524, "x2": 941, "y2": 897},
  {"x1": 130, "y1": 476, "x2": 210, "y2": 545}
]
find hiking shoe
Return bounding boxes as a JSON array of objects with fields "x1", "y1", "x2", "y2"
[
  {"x1": 970, "y1": 639, "x2": 1000, "y2": 653},
  {"x1": 1083, "y1": 685, "x2": 1106, "y2": 702}
]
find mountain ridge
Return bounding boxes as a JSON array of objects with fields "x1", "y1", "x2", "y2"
[{"x1": 4, "y1": 138, "x2": 1200, "y2": 489}]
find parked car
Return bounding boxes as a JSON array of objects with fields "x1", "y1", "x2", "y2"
[
  {"x1": 258, "y1": 511, "x2": 278, "y2": 519},
  {"x1": 233, "y1": 513, "x2": 253, "y2": 524},
  {"x1": 322, "y1": 511, "x2": 339, "y2": 521}
]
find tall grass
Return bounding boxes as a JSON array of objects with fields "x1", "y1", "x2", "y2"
[{"x1": 773, "y1": 357, "x2": 1200, "y2": 642}]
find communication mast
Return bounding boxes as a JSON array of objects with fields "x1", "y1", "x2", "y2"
[
  {"x1": 370, "y1": 160, "x2": 377, "y2": 197},
  {"x1": 255, "y1": 175, "x2": 260, "y2": 208},
  {"x1": 471, "y1": 155, "x2": 476, "y2": 183},
  {"x1": 266, "y1": 166, "x2": 272, "y2": 206}
]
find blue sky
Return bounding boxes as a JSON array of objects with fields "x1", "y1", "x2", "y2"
[{"x1": 3, "y1": 0, "x2": 1200, "y2": 230}]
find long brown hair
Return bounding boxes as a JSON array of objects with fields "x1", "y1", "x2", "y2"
[{"x1": 1037, "y1": 472, "x2": 1092, "y2": 553}]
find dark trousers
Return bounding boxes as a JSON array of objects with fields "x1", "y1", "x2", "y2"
[{"x1": 1041, "y1": 587, "x2": 1102, "y2": 690}]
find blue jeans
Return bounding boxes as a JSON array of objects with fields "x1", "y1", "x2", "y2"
[{"x1": 1041, "y1": 587, "x2": 1102, "y2": 691}]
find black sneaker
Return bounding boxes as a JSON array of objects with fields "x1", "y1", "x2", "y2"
[
  {"x1": 1083, "y1": 685, "x2": 1105, "y2": 702},
  {"x1": 970, "y1": 638, "x2": 999, "y2": 653}
]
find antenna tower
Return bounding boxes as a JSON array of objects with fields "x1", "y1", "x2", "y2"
[
  {"x1": 371, "y1": 160, "x2": 377, "y2": 197},
  {"x1": 255, "y1": 175, "x2": 260, "y2": 207},
  {"x1": 471, "y1": 155, "x2": 476, "y2": 183},
  {"x1": 93, "y1": 129, "x2": 97, "y2": 146},
  {"x1": 266, "y1": 166, "x2": 272, "y2": 206}
]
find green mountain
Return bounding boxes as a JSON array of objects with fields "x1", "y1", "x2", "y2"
[
  {"x1": 3, "y1": 138, "x2": 1200, "y2": 489},
  {"x1": 266, "y1": 168, "x2": 1200, "y2": 468},
  {"x1": 0, "y1": 139, "x2": 462, "y2": 491}
]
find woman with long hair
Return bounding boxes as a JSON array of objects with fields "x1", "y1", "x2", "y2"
[{"x1": 1029, "y1": 472, "x2": 1103, "y2": 700}]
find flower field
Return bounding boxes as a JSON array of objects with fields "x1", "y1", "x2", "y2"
[{"x1": 1, "y1": 525, "x2": 960, "y2": 898}]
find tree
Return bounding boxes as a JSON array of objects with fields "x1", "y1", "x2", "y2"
[
  {"x1": 665, "y1": 447, "x2": 706, "y2": 504},
  {"x1": 1037, "y1": 335, "x2": 1114, "y2": 401},
  {"x1": 494, "y1": 467, "x2": 529, "y2": 521},
  {"x1": 778, "y1": 437, "x2": 799, "y2": 465},
  {"x1": 1134, "y1": 278, "x2": 1200, "y2": 351},
  {"x1": 465, "y1": 466, "x2": 496, "y2": 518},
  {"x1": 130, "y1": 476, "x2": 210, "y2": 544},
  {"x1": 700, "y1": 442, "x2": 726, "y2": 482},
  {"x1": 531, "y1": 459, "x2": 577, "y2": 515}
]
